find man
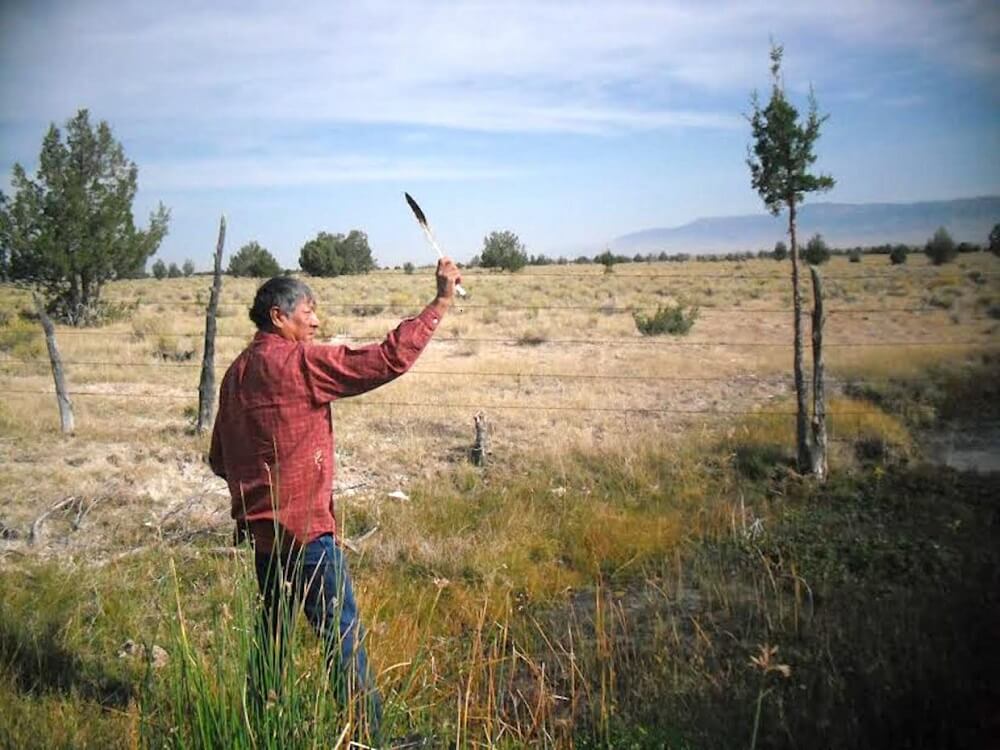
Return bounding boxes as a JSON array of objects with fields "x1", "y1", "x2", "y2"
[{"x1": 209, "y1": 258, "x2": 462, "y2": 737}]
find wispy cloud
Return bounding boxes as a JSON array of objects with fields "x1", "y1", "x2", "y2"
[
  {"x1": 5, "y1": 1, "x2": 993, "y2": 137},
  {"x1": 1, "y1": 0, "x2": 996, "y2": 266},
  {"x1": 141, "y1": 154, "x2": 525, "y2": 191}
]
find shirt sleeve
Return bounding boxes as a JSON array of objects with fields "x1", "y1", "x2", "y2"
[
  {"x1": 209, "y1": 403, "x2": 226, "y2": 479},
  {"x1": 301, "y1": 305, "x2": 442, "y2": 404}
]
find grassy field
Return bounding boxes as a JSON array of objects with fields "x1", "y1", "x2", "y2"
[{"x1": 0, "y1": 253, "x2": 998, "y2": 748}]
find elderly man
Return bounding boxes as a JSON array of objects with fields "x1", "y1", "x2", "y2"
[{"x1": 209, "y1": 258, "x2": 461, "y2": 736}]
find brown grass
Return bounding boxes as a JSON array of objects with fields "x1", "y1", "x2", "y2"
[{"x1": 0, "y1": 252, "x2": 996, "y2": 564}]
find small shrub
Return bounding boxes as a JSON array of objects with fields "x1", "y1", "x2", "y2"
[
  {"x1": 633, "y1": 303, "x2": 699, "y2": 336},
  {"x1": 889, "y1": 245, "x2": 908, "y2": 265},
  {"x1": 93, "y1": 299, "x2": 138, "y2": 324},
  {"x1": 803, "y1": 234, "x2": 831, "y2": 265},
  {"x1": 924, "y1": 227, "x2": 957, "y2": 265},
  {"x1": 926, "y1": 293, "x2": 955, "y2": 310},
  {"x1": 516, "y1": 329, "x2": 548, "y2": 346},
  {"x1": 152, "y1": 336, "x2": 196, "y2": 361},
  {"x1": 350, "y1": 305, "x2": 385, "y2": 317}
]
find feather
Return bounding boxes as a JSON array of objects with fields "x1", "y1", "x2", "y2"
[
  {"x1": 403, "y1": 191, "x2": 467, "y2": 297},
  {"x1": 404, "y1": 192, "x2": 428, "y2": 228}
]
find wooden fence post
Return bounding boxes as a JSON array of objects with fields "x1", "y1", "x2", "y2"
[
  {"x1": 471, "y1": 412, "x2": 488, "y2": 466},
  {"x1": 34, "y1": 294, "x2": 74, "y2": 434},
  {"x1": 196, "y1": 215, "x2": 226, "y2": 434},
  {"x1": 809, "y1": 265, "x2": 827, "y2": 480}
]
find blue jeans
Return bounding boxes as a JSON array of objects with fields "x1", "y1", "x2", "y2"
[{"x1": 252, "y1": 534, "x2": 382, "y2": 733}]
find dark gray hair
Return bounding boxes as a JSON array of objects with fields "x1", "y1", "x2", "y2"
[{"x1": 249, "y1": 277, "x2": 315, "y2": 330}]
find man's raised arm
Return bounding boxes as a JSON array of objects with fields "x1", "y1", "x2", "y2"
[{"x1": 302, "y1": 257, "x2": 462, "y2": 402}]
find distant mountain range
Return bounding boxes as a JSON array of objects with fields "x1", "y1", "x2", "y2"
[{"x1": 612, "y1": 196, "x2": 1000, "y2": 254}]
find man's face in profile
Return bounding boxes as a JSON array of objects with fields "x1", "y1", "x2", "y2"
[{"x1": 272, "y1": 298, "x2": 319, "y2": 342}]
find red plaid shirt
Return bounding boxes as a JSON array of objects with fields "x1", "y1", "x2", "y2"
[{"x1": 210, "y1": 306, "x2": 441, "y2": 551}]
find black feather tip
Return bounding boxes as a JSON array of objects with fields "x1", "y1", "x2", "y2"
[{"x1": 404, "y1": 192, "x2": 429, "y2": 228}]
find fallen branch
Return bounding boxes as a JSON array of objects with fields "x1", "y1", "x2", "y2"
[
  {"x1": 72, "y1": 496, "x2": 103, "y2": 531},
  {"x1": 29, "y1": 496, "x2": 77, "y2": 545},
  {"x1": 341, "y1": 525, "x2": 380, "y2": 554}
]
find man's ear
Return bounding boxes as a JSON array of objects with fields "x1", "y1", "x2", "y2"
[{"x1": 269, "y1": 306, "x2": 286, "y2": 330}]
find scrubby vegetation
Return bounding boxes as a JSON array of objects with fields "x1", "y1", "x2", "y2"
[
  {"x1": 1, "y1": 254, "x2": 998, "y2": 746},
  {"x1": 1, "y1": 406, "x2": 996, "y2": 747}
]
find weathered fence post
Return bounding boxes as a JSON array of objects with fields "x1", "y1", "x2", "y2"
[
  {"x1": 471, "y1": 412, "x2": 488, "y2": 466},
  {"x1": 196, "y1": 215, "x2": 226, "y2": 434},
  {"x1": 809, "y1": 265, "x2": 827, "y2": 480},
  {"x1": 34, "y1": 294, "x2": 74, "y2": 434}
]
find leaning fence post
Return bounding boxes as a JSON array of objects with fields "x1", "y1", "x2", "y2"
[
  {"x1": 34, "y1": 294, "x2": 74, "y2": 434},
  {"x1": 196, "y1": 215, "x2": 226, "y2": 434},
  {"x1": 471, "y1": 412, "x2": 489, "y2": 466},
  {"x1": 809, "y1": 265, "x2": 827, "y2": 480}
]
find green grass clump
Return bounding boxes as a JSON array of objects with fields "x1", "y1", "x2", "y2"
[{"x1": 632, "y1": 303, "x2": 699, "y2": 336}]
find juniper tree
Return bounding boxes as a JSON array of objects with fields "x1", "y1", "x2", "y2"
[
  {"x1": 299, "y1": 230, "x2": 376, "y2": 276},
  {"x1": 747, "y1": 44, "x2": 835, "y2": 473},
  {"x1": 480, "y1": 230, "x2": 528, "y2": 271},
  {"x1": 0, "y1": 110, "x2": 169, "y2": 323},
  {"x1": 228, "y1": 241, "x2": 281, "y2": 278}
]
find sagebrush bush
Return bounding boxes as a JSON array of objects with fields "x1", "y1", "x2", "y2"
[{"x1": 633, "y1": 303, "x2": 699, "y2": 336}]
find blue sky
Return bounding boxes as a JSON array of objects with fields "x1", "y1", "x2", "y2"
[{"x1": 1, "y1": 0, "x2": 998, "y2": 269}]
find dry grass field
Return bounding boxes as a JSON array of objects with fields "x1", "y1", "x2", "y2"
[
  {"x1": 2, "y1": 253, "x2": 997, "y2": 559},
  {"x1": 0, "y1": 252, "x2": 998, "y2": 748}
]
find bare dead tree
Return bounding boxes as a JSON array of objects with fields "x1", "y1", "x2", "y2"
[
  {"x1": 196, "y1": 215, "x2": 226, "y2": 433},
  {"x1": 810, "y1": 266, "x2": 827, "y2": 480},
  {"x1": 34, "y1": 294, "x2": 74, "y2": 433}
]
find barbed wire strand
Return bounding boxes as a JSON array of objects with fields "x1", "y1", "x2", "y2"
[
  {"x1": 5, "y1": 388, "x2": 1000, "y2": 444},
  {"x1": 78, "y1": 301, "x2": 997, "y2": 316},
  {"x1": 0, "y1": 358, "x2": 983, "y2": 386},
  {"x1": 14, "y1": 329, "x2": 994, "y2": 347},
  {"x1": 0, "y1": 387, "x2": 958, "y2": 416}
]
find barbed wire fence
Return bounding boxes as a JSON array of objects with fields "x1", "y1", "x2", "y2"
[{"x1": 3, "y1": 258, "x2": 998, "y2": 451}]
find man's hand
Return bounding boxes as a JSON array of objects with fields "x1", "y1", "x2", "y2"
[{"x1": 435, "y1": 257, "x2": 463, "y2": 303}]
